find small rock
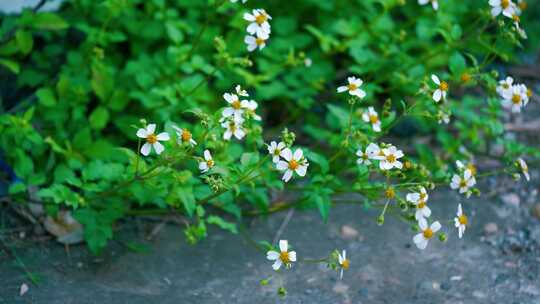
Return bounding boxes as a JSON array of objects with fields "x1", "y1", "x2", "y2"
[
  {"x1": 432, "y1": 282, "x2": 441, "y2": 290},
  {"x1": 333, "y1": 282, "x2": 349, "y2": 294},
  {"x1": 340, "y1": 225, "x2": 359, "y2": 240},
  {"x1": 472, "y1": 291, "x2": 486, "y2": 299},
  {"x1": 19, "y1": 283, "x2": 28, "y2": 296},
  {"x1": 501, "y1": 193, "x2": 520, "y2": 207},
  {"x1": 450, "y1": 276, "x2": 462, "y2": 281},
  {"x1": 484, "y1": 222, "x2": 498, "y2": 235},
  {"x1": 43, "y1": 211, "x2": 84, "y2": 245},
  {"x1": 531, "y1": 203, "x2": 540, "y2": 219}
]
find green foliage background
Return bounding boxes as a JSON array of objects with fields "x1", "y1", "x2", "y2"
[{"x1": 0, "y1": 0, "x2": 539, "y2": 253}]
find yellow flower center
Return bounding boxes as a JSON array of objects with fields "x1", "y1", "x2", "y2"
[
  {"x1": 417, "y1": 200, "x2": 426, "y2": 209},
  {"x1": 467, "y1": 164, "x2": 477, "y2": 176},
  {"x1": 501, "y1": 0, "x2": 510, "y2": 8},
  {"x1": 459, "y1": 180, "x2": 467, "y2": 188},
  {"x1": 181, "y1": 129, "x2": 192, "y2": 142},
  {"x1": 386, "y1": 154, "x2": 396, "y2": 163},
  {"x1": 273, "y1": 149, "x2": 281, "y2": 156},
  {"x1": 385, "y1": 188, "x2": 395, "y2": 199},
  {"x1": 423, "y1": 228, "x2": 434, "y2": 239},
  {"x1": 229, "y1": 122, "x2": 236, "y2": 132},
  {"x1": 232, "y1": 99, "x2": 241, "y2": 110},
  {"x1": 361, "y1": 153, "x2": 369, "y2": 160},
  {"x1": 279, "y1": 251, "x2": 290, "y2": 263},
  {"x1": 341, "y1": 259, "x2": 350, "y2": 270},
  {"x1": 369, "y1": 114, "x2": 379, "y2": 124},
  {"x1": 420, "y1": 192, "x2": 427, "y2": 200},
  {"x1": 255, "y1": 37, "x2": 265, "y2": 46},
  {"x1": 348, "y1": 83, "x2": 358, "y2": 91},
  {"x1": 146, "y1": 134, "x2": 157, "y2": 144},
  {"x1": 255, "y1": 13, "x2": 267, "y2": 25},
  {"x1": 502, "y1": 83, "x2": 510, "y2": 89},
  {"x1": 512, "y1": 94, "x2": 521, "y2": 104},
  {"x1": 512, "y1": 14, "x2": 520, "y2": 22},
  {"x1": 519, "y1": 1, "x2": 527, "y2": 10},
  {"x1": 458, "y1": 214, "x2": 468, "y2": 225},
  {"x1": 288, "y1": 159, "x2": 299, "y2": 170},
  {"x1": 439, "y1": 81, "x2": 449, "y2": 91},
  {"x1": 526, "y1": 89, "x2": 532, "y2": 97},
  {"x1": 460, "y1": 73, "x2": 471, "y2": 83}
]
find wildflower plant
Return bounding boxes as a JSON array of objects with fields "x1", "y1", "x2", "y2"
[{"x1": 0, "y1": 0, "x2": 539, "y2": 296}]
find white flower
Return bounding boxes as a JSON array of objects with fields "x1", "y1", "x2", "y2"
[
  {"x1": 406, "y1": 187, "x2": 431, "y2": 220},
  {"x1": 502, "y1": 84, "x2": 528, "y2": 113},
  {"x1": 304, "y1": 58, "x2": 312, "y2": 67},
  {"x1": 356, "y1": 148, "x2": 371, "y2": 166},
  {"x1": 244, "y1": 9, "x2": 271, "y2": 38},
  {"x1": 489, "y1": 0, "x2": 516, "y2": 18},
  {"x1": 496, "y1": 76, "x2": 514, "y2": 96},
  {"x1": 222, "y1": 92, "x2": 246, "y2": 120},
  {"x1": 413, "y1": 218, "x2": 441, "y2": 250},
  {"x1": 235, "y1": 85, "x2": 249, "y2": 97},
  {"x1": 245, "y1": 34, "x2": 267, "y2": 52},
  {"x1": 337, "y1": 76, "x2": 366, "y2": 99},
  {"x1": 222, "y1": 118, "x2": 246, "y2": 140},
  {"x1": 136, "y1": 124, "x2": 170, "y2": 156},
  {"x1": 454, "y1": 203, "x2": 468, "y2": 239},
  {"x1": 450, "y1": 169, "x2": 476, "y2": 196},
  {"x1": 375, "y1": 145, "x2": 404, "y2": 170},
  {"x1": 276, "y1": 148, "x2": 308, "y2": 182},
  {"x1": 366, "y1": 143, "x2": 381, "y2": 159},
  {"x1": 362, "y1": 107, "x2": 382, "y2": 132},
  {"x1": 517, "y1": 158, "x2": 530, "y2": 181},
  {"x1": 172, "y1": 126, "x2": 197, "y2": 147},
  {"x1": 418, "y1": 0, "x2": 439, "y2": 10},
  {"x1": 198, "y1": 150, "x2": 214, "y2": 173},
  {"x1": 230, "y1": 0, "x2": 247, "y2": 3},
  {"x1": 456, "y1": 160, "x2": 477, "y2": 176},
  {"x1": 337, "y1": 250, "x2": 349, "y2": 280},
  {"x1": 431, "y1": 74, "x2": 448, "y2": 102},
  {"x1": 243, "y1": 99, "x2": 262, "y2": 121},
  {"x1": 266, "y1": 240, "x2": 297, "y2": 270},
  {"x1": 268, "y1": 141, "x2": 286, "y2": 163}
]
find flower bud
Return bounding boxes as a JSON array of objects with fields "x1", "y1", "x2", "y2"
[
  {"x1": 438, "y1": 233, "x2": 447, "y2": 242},
  {"x1": 278, "y1": 287, "x2": 287, "y2": 297},
  {"x1": 376, "y1": 215, "x2": 385, "y2": 226},
  {"x1": 385, "y1": 187, "x2": 396, "y2": 199}
]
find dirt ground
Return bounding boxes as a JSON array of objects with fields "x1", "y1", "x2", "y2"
[{"x1": 1, "y1": 174, "x2": 539, "y2": 304}]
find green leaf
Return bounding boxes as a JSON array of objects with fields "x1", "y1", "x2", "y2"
[
  {"x1": 31, "y1": 13, "x2": 69, "y2": 30},
  {"x1": 0, "y1": 58, "x2": 20, "y2": 74},
  {"x1": 451, "y1": 24, "x2": 463, "y2": 41},
  {"x1": 449, "y1": 52, "x2": 466, "y2": 76},
  {"x1": 178, "y1": 186, "x2": 196, "y2": 217},
  {"x1": 36, "y1": 87, "x2": 57, "y2": 107},
  {"x1": 15, "y1": 30, "x2": 33, "y2": 55},
  {"x1": 89, "y1": 106, "x2": 109, "y2": 130},
  {"x1": 206, "y1": 215, "x2": 238, "y2": 234}
]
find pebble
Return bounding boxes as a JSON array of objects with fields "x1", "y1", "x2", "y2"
[
  {"x1": 19, "y1": 283, "x2": 28, "y2": 296},
  {"x1": 500, "y1": 193, "x2": 520, "y2": 207},
  {"x1": 333, "y1": 282, "x2": 349, "y2": 294},
  {"x1": 484, "y1": 222, "x2": 498, "y2": 235},
  {"x1": 472, "y1": 291, "x2": 487, "y2": 299},
  {"x1": 531, "y1": 203, "x2": 540, "y2": 219},
  {"x1": 340, "y1": 225, "x2": 359, "y2": 240}
]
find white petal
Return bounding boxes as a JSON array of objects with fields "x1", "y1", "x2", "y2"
[
  {"x1": 433, "y1": 90, "x2": 442, "y2": 102},
  {"x1": 293, "y1": 149, "x2": 303, "y2": 161},
  {"x1": 140, "y1": 143, "x2": 151, "y2": 156},
  {"x1": 337, "y1": 86, "x2": 348, "y2": 93},
  {"x1": 295, "y1": 165, "x2": 307, "y2": 177},
  {"x1": 276, "y1": 161, "x2": 289, "y2": 171},
  {"x1": 279, "y1": 240, "x2": 288, "y2": 252},
  {"x1": 199, "y1": 162, "x2": 208, "y2": 171},
  {"x1": 272, "y1": 259, "x2": 282, "y2": 270},
  {"x1": 204, "y1": 149, "x2": 212, "y2": 160},
  {"x1": 267, "y1": 250, "x2": 279, "y2": 261},
  {"x1": 418, "y1": 217, "x2": 428, "y2": 230},
  {"x1": 413, "y1": 233, "x2": 425, "y2": 245},
  {"x1": 156, "y1": 132, "x2": 170, "y2": 141},
  {"x1": 431, "y1": 74, "x2": 440, "y2": 85},
  {"x1": 288, "y1": 251, "x2": 297, "y2": 262},
  {"x1": 281, "y1": 148, "x2": 292, "y2": 161},
  {"x1": 153, "y1": 142, "x2": 165, "y2": 155},
  {"x1": 243, "y1": 13, "x2": 255, "y2": 22},
  {"x1": 431, "y1": 221, "x2": 442, "y2": 232},
  {"x1": 416, "y1": 238, "x2": 428, "y2": 250},
  {"x1": 136, "y1": 128, "x2": 148, "y2": 138},
  {"x1": 282, "y1": 170, "x2": 293, "y2": 182}
]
